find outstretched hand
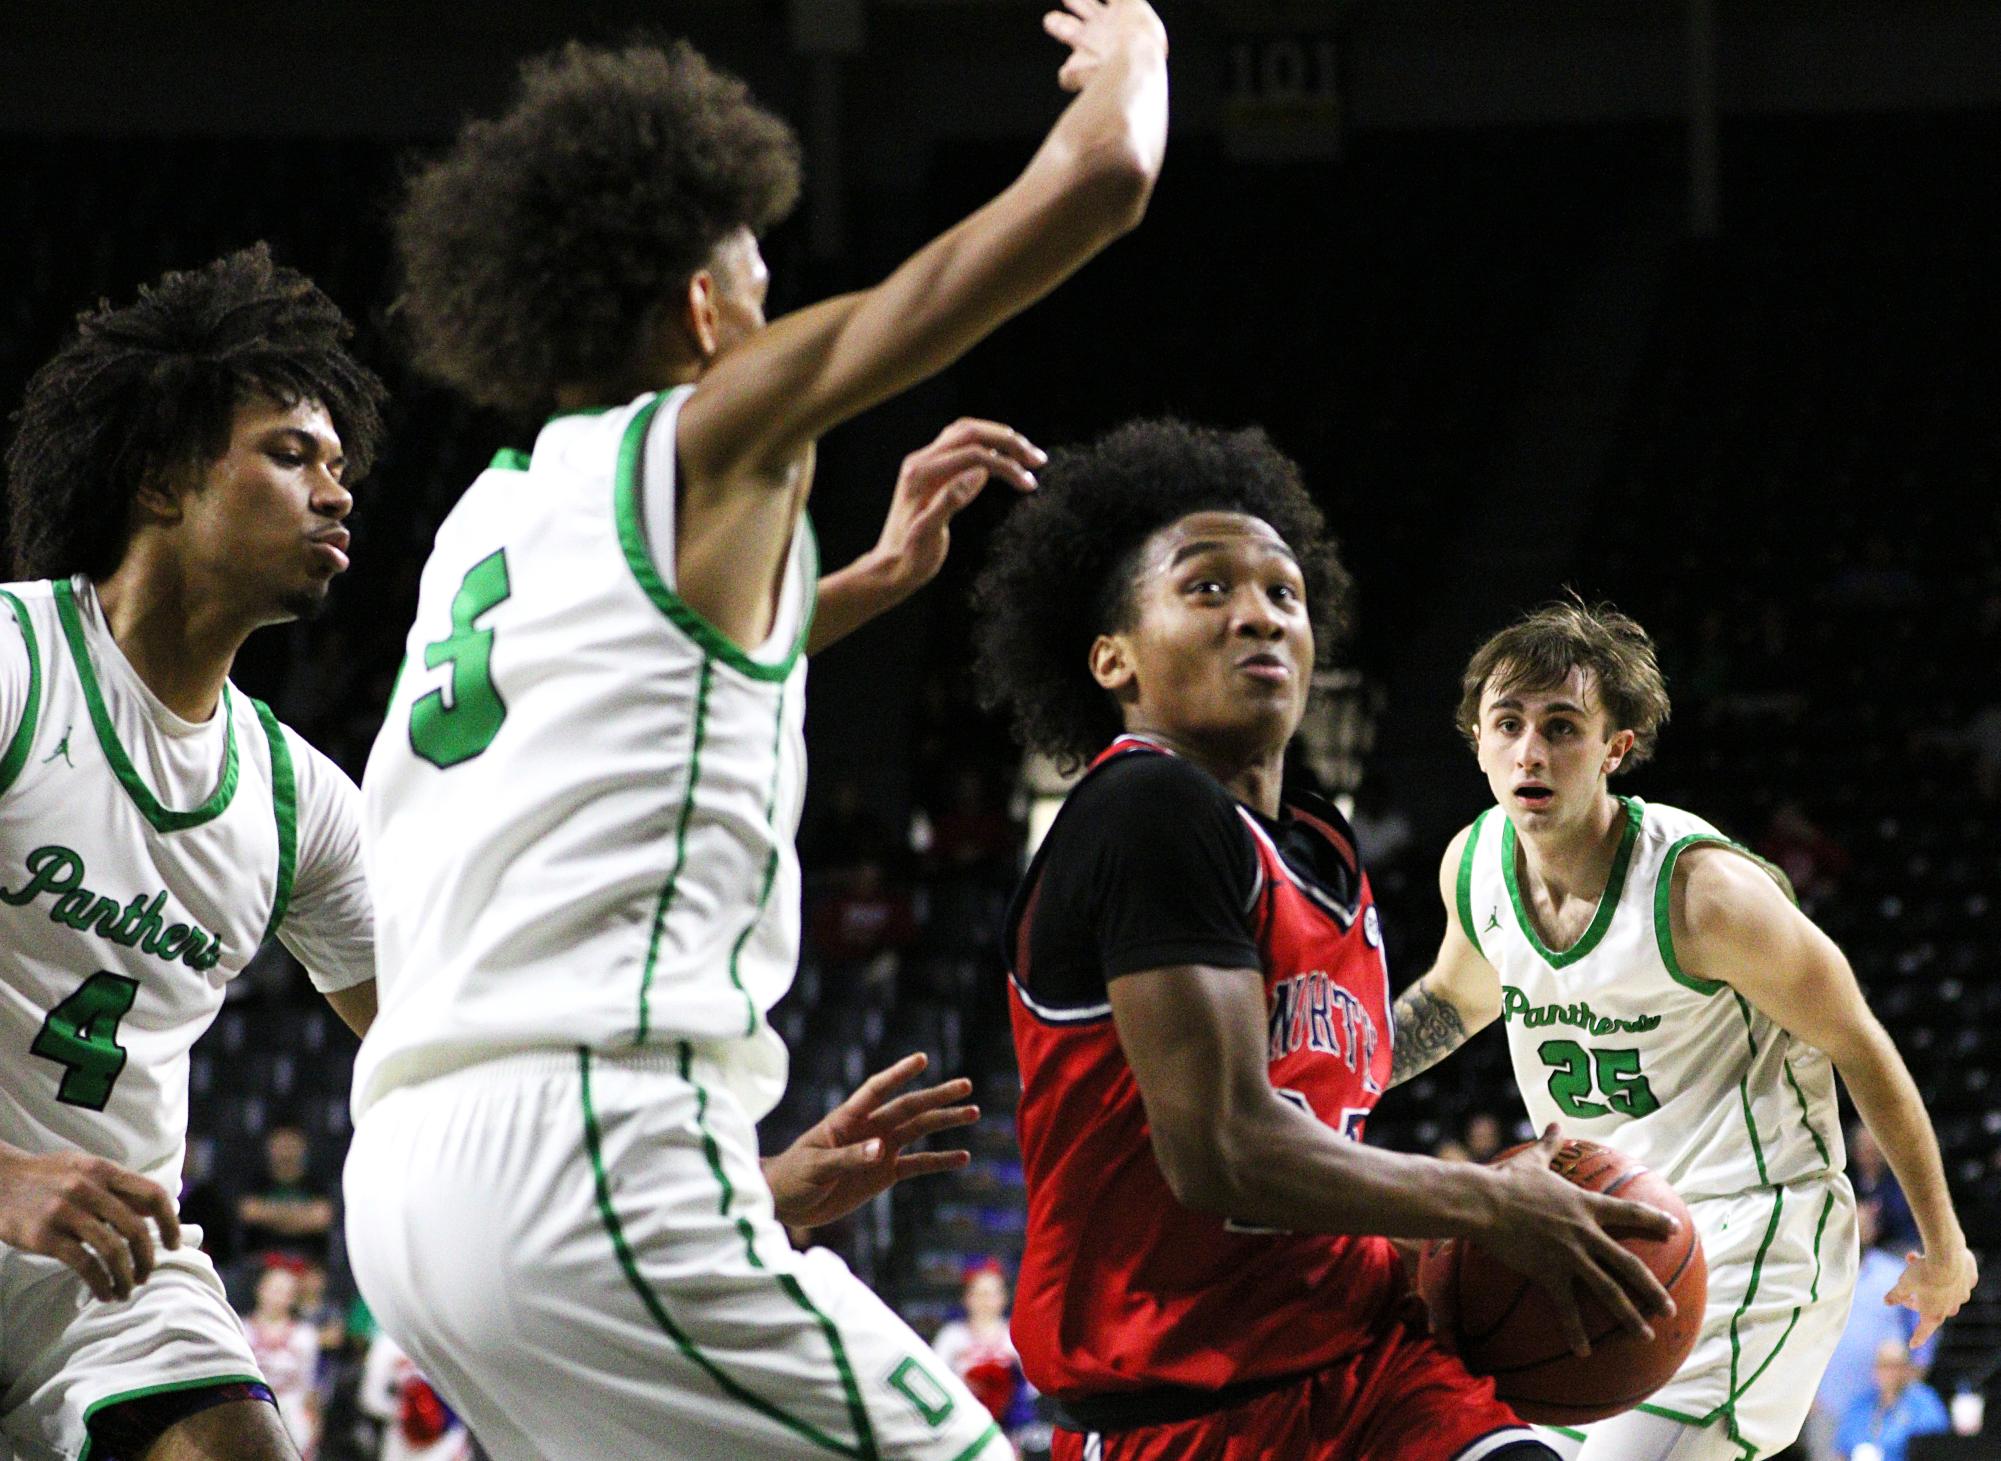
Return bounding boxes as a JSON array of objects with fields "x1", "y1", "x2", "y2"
[
  {"x1": 764, "y1": 1053, "x2": 979, "y2": 1230},
  {"x1": 868, "y1": 418, "x2": 1043, "y2": 601},
  {"x1": 1887, "y1": 1243, "x2": 1978, "y2": 1347},
  {"x1": 1044, "y1": 0, "x2": 1169, "y2": 94},
  {"x1": 0, "y1": 1146, "x2": 181, "y2": 1302}
]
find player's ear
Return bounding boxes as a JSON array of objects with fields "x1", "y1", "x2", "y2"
[
  {"x1": 1603, "y1": 727, "x2": 1637, "y2": 776},
  {"x1": 131, "y1": 463, "x2": 189, "y2": 527},
  {"x1": 1089, "y1": 633, "x2": 1135, "y2": 697},
  {"x1": 681, "y1": 269, "x2": 723, "y2": 360}
]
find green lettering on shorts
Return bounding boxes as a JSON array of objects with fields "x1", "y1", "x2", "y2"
[{"x1": 886, "y1": 1356, "x2": 955, "y2": 1429}]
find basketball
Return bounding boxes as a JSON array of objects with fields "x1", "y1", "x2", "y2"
[{"x1": 1416, "y1": 1137, "x2": 1707, "y2": 1425}]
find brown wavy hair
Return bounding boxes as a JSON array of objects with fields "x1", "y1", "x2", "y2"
[{"x1": 1456, "y1": 597, "x2": 1671, "y2": 770}]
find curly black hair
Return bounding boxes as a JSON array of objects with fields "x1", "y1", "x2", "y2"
[
  {"x1": 393, "y1": 40, "x2": 802, "y2": 415},
  {"x1": 5, "y1": 243, "x2": 388, "y2": 582},
  {"x1": 972, "y1": 418, "x2": 1352, "y2": 768}
]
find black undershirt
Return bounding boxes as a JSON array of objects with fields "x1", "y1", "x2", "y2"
[{"x1": 1009, "y1": 751, "x2": 1361, "y2": 1014}]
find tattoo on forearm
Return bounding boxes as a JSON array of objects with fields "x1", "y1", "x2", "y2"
[{"x1": 1388, "y1": 985, "x2": 1470, "y2": 1087}]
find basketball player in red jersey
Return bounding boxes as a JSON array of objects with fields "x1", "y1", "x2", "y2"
[{"x1": 970, "y1": 419, "x2": 1681, "y2": 1461}]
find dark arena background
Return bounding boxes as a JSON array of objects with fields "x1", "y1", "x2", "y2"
[{"x1": 3, "y1": 3, "x2": 1997, "y2": 1457}]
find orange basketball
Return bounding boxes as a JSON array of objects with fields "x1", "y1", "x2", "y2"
[{"x1": 1417, "y1": 1137, "x2": 1707, "y2": 1425}]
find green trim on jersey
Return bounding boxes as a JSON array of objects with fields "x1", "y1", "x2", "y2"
[
  {"x1": 1782, "y1": 1054, "x2": 1833, "y2": 1169},
  {"x1": 0, "y1": 588, "x2": 45, "y2": 795},
  {"x1": 490, "y1": 447, "x2": 531, "y2": 472},
  {"x1": 577, "y1": 1049, "x2": 875, "y2": 1460},
  {"x1": 251, "y1": 699, "x2": 297, "y2": 947},
  {"x1": 53, "y1": 579, "x2": 241, "y2": 833},
  {"x1": 1456, "y1": 809, "x2": 1491, "y2": 956},
  {"x1": 1501, "y1": 796, "x2": 1641, "y2": 968},
  {"x1": 77, "y1": 1373, "x2": 265, "y2": 1461},
  {"x1": 637, "y1": 656, "x2": 714, "y2": 1045},
  {"x1": 671, "y1": 1042, "x2": 879, "y2": 1456},
  {"x1": 726, "y1": 682, "x2": 789, "y2": 1038},
  {"x1": 612, "y1": 390, "x2": 816, "y2": 683},
  {"x1": 1722, "y1": 1186, "x2": 1788, "y2": 1433},
  {"x1": 1728, "y1": 1186, "x2": 1836, "y2": 1417},
  {"x1": 1635, "y1": 1401, "x2": 1709, "y2": 1427},
  {"x1": 1654, "y1": 832, "x2": 1800, "y2": 995},
  {"x1": 946, "y1": 1422, "x2": 1005, "y2": 1461},
  {"x1": 680, "y1": 1040, "x2": 767, "y2": 1269}
]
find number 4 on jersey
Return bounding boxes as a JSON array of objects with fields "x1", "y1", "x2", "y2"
[
  {"x1": 32, "y1": 972, "x2": 140, "y2": 1111},
  {"x1": 409, "y1": 549, "x2": 512, "y2": 769}
]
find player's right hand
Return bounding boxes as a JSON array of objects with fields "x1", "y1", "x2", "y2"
[
  {"x1": 0, "y1": 1146, "x2": 182, "y2": 1302},
  {"x1": 1484, "y1": 1125, "x2": 1679, "y2": 1357},
  {"x1": 1043, "y1": 0, "x2": 1169, "y2": 94}
]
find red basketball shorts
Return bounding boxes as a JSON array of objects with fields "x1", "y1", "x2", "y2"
[{"x1": 1051, "y1": 1315, "x2": 1537, "y2": 1461}]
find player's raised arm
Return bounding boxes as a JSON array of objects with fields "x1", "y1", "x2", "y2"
[
  {"x1": 1107, "y1": 962, "x2": 1677, "y2": 1355},
  {"x1": 1387, "y1": 823, "x2": 1506, "y2": 1087},
  {"x1": 679, "y1": 0, "x2": 1168, "y2": 488},
  {"x1": 1672, "y1": 845, "x2": 1978, "y2": 1345}
]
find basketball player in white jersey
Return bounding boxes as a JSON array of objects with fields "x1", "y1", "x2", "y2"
[
  {"x1": 0, "y1": 246, "x2": 387, "y2": 1460},
  {"x1": 1387, "y1": 601, "x2": 1977, "y2": 1461},
  {"x1": 344, "y1": 5, "x2": 1169, "y2": 1459}
]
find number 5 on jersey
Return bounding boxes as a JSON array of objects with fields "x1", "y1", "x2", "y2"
[{"x1": 410, "y1": 549, "x2": 512, "y2": 769}]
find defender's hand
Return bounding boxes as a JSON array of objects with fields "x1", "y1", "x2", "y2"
[
  {"x1": 1482, "y1": 1126, "x2": 1678, "y2": 1357},
  {"x1": 0, "y1": 1146, "x2": 181, "y2": 1302},
  {"x1": 869, "y1": 419, "x2": 1043, "y2": 600},
  {"x1": 764, "y1": 1054, "x2": 978, "y2": 1229},
  {"x1": 1044, "y1": 0, "x2": 1169, "y2": 94},
  {"x1": 1887, "y1": 1243, "x2": 1978, "y2": 1347}
]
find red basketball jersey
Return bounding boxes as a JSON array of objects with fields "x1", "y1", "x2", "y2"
[{"x1": 1006, "y1": 736, "x2": 1402, "y2": 1401}]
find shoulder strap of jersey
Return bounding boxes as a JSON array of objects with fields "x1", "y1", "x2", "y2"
[
  {"x1": 1652, "y1": 827, "x2": 1796, "y2": 997},
  {"x1": 251, "y1": 697, "x2": 298, "y2": 948},
  {"x1": 0, "y1": 588, "x2": 44, "y2": 798},
  {"x1": 1455, "y1": 807, "x2": 1494, "y2": 957}
]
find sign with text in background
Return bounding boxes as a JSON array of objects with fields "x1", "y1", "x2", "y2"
[{"x1": 1201, "y1": 0, "x2": 1346, "y2": 160}]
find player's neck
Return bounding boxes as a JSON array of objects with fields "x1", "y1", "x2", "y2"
[
  {"x1": 90, "y1": 563, "x2": 248, "y2": 723},
  {"x1": 1129, "y1": 726, "x2": 1285, "y2": 817},
  {"x1": 553, "y1": 346, "x2": 704, "y2": 412},
  {"x1": 1511, "y1": 791, "x2": 1626, "y2": 906}
]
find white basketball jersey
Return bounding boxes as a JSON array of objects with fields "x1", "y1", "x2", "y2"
[
  {"x1": 0, "y1": 577, "x2": 358, "y2": 1193},
  {"x1": 355, "y1": 388, "x2": 814, "y2": 1122},
  {"x1": 1457, "y1": 797, "x2": 1844, "y2": 1200}
]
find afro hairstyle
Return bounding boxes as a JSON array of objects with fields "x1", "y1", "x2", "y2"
[{"x1": 972, "y1": 417, "x2": 1350, "y2": 768}]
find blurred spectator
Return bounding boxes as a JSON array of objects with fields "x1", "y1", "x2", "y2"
[
  {"x1": 1803, "y1": 1198, "x2": 1937, "y2": 1460},
  {"x1": 239, "y1": 1123, "x2": 335, "y2": 1267},
  {"x1": 932, "y1": 1260, "x2": 1026, "y2": 1444},
  {"x1": 1755, "y1": 801, "x2": 1851, "y2": 905},
  {"x1": 361, "y1": 1331, "x2": 475, "y2": 1461},
  {"x1": 1348, "y1": 779, "x2": 1414, "y2": 872},
  {"x1": 1834, "y1": 1339, "x2": 1949, "y2": 1461},
  {"x1": 1848, "y1": 1125, "x2": 1919, "y2": 1256},
  {"x1": 1463, "y1": 1113, "x2": 1505, "y2": 1165},
  {"x1": 1964, "y1": 702, "x2": 2001, "y2": 800},
  {"x1": 801, "y1": 777, "x2": 898, "y2": 876},
  {"x1": 1431, "y1": 1136, "x2": 1472, "y2": 1163},
  {"x1": 298, "y1": 1259, "x2": 350, "y2": 1361},
  {"x1": 925, "y1": 768, "x2": 1020, "y2": 882},
  {"x1": 808, "y1": 858, "x2": 919, "y2": 995},
  {"x1": 242, "y1": 1259, "x2": 322, "y2": 1458},
  {"x1": 178, "y1": 1137, "x2": 237, "y2": 1268}
]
